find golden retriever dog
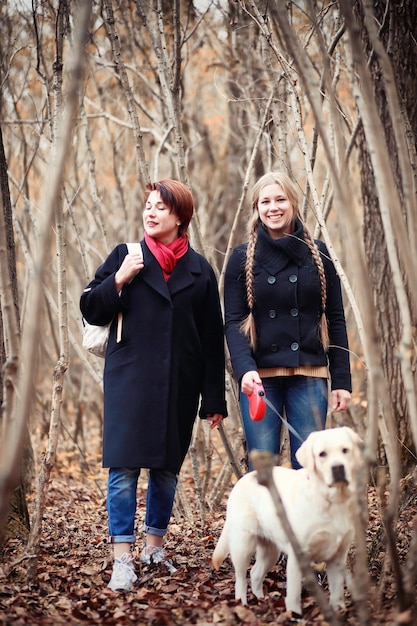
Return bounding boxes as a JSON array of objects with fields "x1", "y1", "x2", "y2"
[{"x1": 212, "y1": 426, "x2": 363, "y2": 615}]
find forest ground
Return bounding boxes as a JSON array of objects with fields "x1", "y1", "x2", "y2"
[{"x1": 1, "y1": 424, "x2": 416, "y2": 626}]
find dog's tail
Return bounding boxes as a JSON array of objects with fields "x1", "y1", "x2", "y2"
[{"x1": 212, "y1": 526, "x2": 229, "y2": 569}]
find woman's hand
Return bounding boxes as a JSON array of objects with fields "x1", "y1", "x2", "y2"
[
  {"x1": 240, "y1": 370, "x2": 262, "y2": 396},
  {"x1": 206, "y1": 414, "x2": 224, "y2": 429},
  {"x1": 331, "y1": 389, "x2": 351, "y2": 412},
  {"x1": 115, "y1": 252, "x2": 144, "y2": 291}
]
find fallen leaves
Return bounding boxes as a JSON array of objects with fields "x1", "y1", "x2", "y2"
[{"x1": 1, "y1": 448, "x2": 417, "y2": 625}]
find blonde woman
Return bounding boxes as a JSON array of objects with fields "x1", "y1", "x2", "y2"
[{"x1": 224, "y1": 171, "x2": 351, "y2": 469}]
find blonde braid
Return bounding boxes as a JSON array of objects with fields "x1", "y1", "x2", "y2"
[
  {"x1": 303, "y1": 225, "x2": 329, "y2": 351},
  {"x1": 239, "y1": 224, "x2": 258, "y2": 350}
]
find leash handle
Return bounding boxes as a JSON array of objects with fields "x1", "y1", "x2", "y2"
[
  {"x1": 246, "y1": 381, "x2": 304, "y2": 443},
  {"x1": 247, "y1": 382, "x2": 266, "y2": 421}
]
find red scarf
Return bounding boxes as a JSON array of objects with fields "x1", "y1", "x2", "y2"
[{"x1": 145, "y1": 233, "x2": 189, "y2": 281}]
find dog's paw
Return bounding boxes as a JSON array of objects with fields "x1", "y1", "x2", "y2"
[
  {"x1": 234, "y1": 593, "x2": 248, "y2": 606},
  {"x1": 251, "y1": 585, "x2": 264, "y2": 600},
  {"x1": 329, "y1": 598, "x2": 346, "y2": 614}
]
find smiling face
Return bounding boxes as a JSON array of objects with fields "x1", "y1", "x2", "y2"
[
  {"x1": 143, "y1": 190, "x2": 180, "y2": 244},
  {"x1": 256, "y1": 183, "x2": 296, "y2": 240}
]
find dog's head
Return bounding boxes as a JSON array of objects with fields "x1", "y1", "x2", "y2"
[{"x1": 295, "y1": 427, "x2": 363, "y2": 492}]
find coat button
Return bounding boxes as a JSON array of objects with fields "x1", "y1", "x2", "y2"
[
  {"x1": 268, "y1": 310, "x2": 277, "y2": 319},
  {"x1": 291, "y1": 342, "x2": 299, "y2": 351},
  {"x1": 289, "y1": 274, "x2": 297, "y2": 283},
  {"x1": 290, "y1": 308, "x2": 299, "y2": 317},
  {"x1": 267, "y1": 276, "x2": 276, "y2": 284},
  {"x1": 271, "y1": 344, "x2": 278, "y2": 352}
]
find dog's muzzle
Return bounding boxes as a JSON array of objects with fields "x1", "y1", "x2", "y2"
[{"x1": 331, "y1": 464, "x2": 348, "y2": 484}]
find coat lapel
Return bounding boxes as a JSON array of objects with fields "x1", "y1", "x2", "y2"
[
  {"x1": 167, "y1": 247, "x2": 202, "y2": 296},
  {"x1": 140, "y1": 244, "x2": 171, "y2": 301}
]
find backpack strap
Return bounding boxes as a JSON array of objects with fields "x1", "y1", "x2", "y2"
[
  {"x1": 126, "y1": 242, "x2": 143, "y2": 259},
  {"x1": 116, "y1": 242, "x2": 143, "y2": 343}
]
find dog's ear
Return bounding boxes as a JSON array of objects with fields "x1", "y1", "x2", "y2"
[
  {"x1": 295, "y1": 432, "x2": 317, "y2": 472},
  {"x1": 343, "y1": 426, "x2": 363, "y2": 446},
  {"x1": 343, "y1": 427, "x2": 364, "y2": 465}
]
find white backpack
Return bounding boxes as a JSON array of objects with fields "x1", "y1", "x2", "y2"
[{"x1": 82, "y1": 242, "x2": 143, "y2": 358}]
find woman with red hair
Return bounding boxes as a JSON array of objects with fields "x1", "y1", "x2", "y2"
[{"x1": 80, "y1": 179, "x2": 227, "y2": 591}]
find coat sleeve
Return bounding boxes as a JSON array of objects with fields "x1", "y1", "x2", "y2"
[
  {"x1": 80, "y1": 245, "x2": 128, "y2": 326},
  {"x1": 198, "y1": 262, "x2": 228, "y2": 418},
  {"x1": 223, "y1": 246, "x2": 258, "y2": 383},
  {"x1": 319, "y1": 242, "x2": 352, "y2": 392}
]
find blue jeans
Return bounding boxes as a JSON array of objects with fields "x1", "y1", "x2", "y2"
[
  {"x1": 107, "y1": 467, "x2": 178, "y2": 543},
  {"x1": 240, "y1": 376, "x2": 328, "y2": 470}
]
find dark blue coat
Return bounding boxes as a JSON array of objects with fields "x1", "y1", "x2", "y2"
[
  {"x1": 224, "y1": 221, "x2": 352, "y2": 391},
  {"x1": 80, "y1": 241, "x2": 227, "y2": 474}
]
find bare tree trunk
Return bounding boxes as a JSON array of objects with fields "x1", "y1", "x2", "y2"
[
  {"x1": 352, "y1": 0, "x2": 417, "y2": 471},
  {"x1": 0, "y1": 123, "x2": 32, "y2": 547},
  {"x1": 349, "y1": 0, "x2": 417, "y2": 613},
  {"x1": 23, "y1": 1, "x2": 92, "y2": 578},
  {"x1": 102, "y1": 0, "x2": 150, "y2": 190}
]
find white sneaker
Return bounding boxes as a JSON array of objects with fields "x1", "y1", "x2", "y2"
[
  {"x1": 140, "y1": 545, "x2": 177, "y2": 573},
  {"x1": 107, "y1": 553, "x2": 137, "y2": 591}
]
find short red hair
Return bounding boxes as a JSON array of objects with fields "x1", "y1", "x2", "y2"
[{"x1": 145, "y1": 179, "x2": 194, "y2": 238}]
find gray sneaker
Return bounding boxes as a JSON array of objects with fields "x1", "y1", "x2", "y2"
[
  {"x1": 107, "y1": 553, "x2": 137, "y2": 591},
  {"x1": 140, "y1": 545, "x2": 177, "y2": 574}
]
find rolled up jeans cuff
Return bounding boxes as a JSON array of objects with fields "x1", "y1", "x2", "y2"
[
  {"x1": 108, "y1": 534, "x2": 136, "y2": 544},
  {"x1": 142, "y1": 523, "x2": 166, "y2": 537}
]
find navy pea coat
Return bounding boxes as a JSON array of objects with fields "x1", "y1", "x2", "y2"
[
  {"x1": 80, "y1": 241, "x2": 227, "y2": 474},
  {"x1": 224, "y1": 220, "x2": 352, "y2": 391}
]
